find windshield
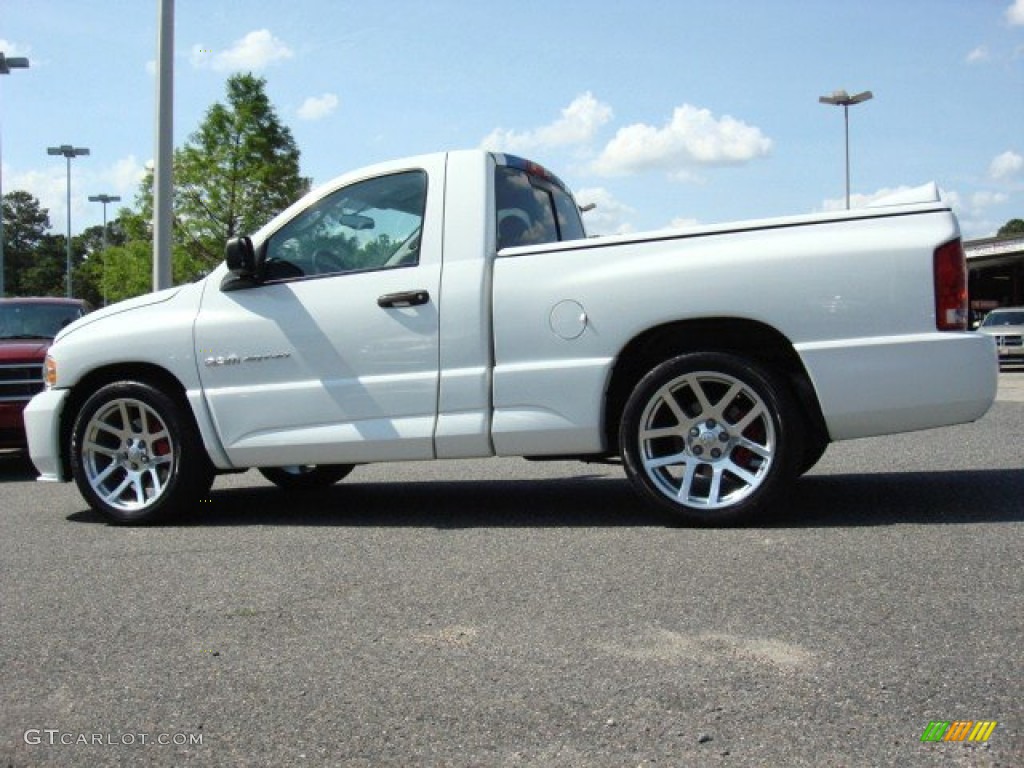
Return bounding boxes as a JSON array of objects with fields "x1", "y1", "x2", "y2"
[
  {"x1": 980, "y1": 310, "x2": 1024, "y2": 327},
  {"x1": 0, "y1": 302, "x2": 86, "y2": 340}
]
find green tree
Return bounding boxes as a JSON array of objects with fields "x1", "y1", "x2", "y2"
[
  {"x1": 2, "y1": 190, "x2": 52, "y2": 296},
  {"x1": 77, "y1": 207, "x2": 207, "y2": 305},
  {"x1": 997, "y1": 218, "x2": 1024, "y2": 238},
  {"x1": 173, "y1": 73, "x2": 309, "y2": 267},
  {"x1": 90, "y1": 240, "x2": 154, "y2": 304},
  {"x1": 19, "y1": 235, "x2": 72, "y2": 297},
  {"x1": 76, "y1": 220, "x2": 128, "y2": 260},
  {"x1": 72, "y1": 220, "x2": 129, "y2": 305},
  {"x1": 76, "y1": 73, "x2": 308, "y2": 304}
]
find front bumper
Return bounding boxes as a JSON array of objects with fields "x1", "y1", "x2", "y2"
[{"x1": 23, "y1": 388, "x2": 70, "y2": 482}]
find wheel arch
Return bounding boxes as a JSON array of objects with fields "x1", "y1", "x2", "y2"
[
  {"x1": 603, "y1": 317, "x2": 828, "y2": 453},
  {"x1": 58, "y1": 363, "x2": 200, "y2": 480}
]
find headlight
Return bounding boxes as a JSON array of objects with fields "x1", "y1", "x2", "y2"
[{"x1": 43, "y1": 354, "x2": 58, "y2": 389}]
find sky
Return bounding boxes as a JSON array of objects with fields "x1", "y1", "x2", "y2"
[{"x1": 2, "y1": 0, "x2": 1023, "y2": 242}]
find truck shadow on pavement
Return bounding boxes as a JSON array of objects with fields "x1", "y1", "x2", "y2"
[
  {"x1": 63, "y1": 467, "x2": 1024, "y2": 528},
  {"x1": 782, "y1": 469, "x2": 1024, "y2": 527},
  {"x1": 0, "y1": 452, "x2": 38, "y2": 482}
]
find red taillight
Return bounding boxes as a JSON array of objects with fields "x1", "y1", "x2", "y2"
[{"x1": 934, "y1": 239, "x2": 967, "y2": 331}]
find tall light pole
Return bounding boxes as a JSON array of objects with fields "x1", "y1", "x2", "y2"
[
  {"x1": 819, "y1": 89, "x2": 873, "y2": 209},
  {"x1": 153, "y1": 0, "x2": 175, "y2": 292},
  {"x1": 89, "y1": 193, "x2": 121, "y2": 305},
  {"x1": 47, "y1": 144, "x2": 90, "y2": 298},
  {"x1": 0, "y1": 52, "x2": 30, "y2": 297}
]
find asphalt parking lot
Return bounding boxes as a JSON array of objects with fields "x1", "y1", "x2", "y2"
[{"x1": 1, "y1": 372, "x2": 1021, "y2": 767}]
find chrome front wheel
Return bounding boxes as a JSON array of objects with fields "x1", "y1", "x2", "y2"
[
  {"x1": 80, "y1": 398, "x2": 175, "y2": 512},
  {"x1": 72, "y1": 381, "x2": 213, "y2": 524}
]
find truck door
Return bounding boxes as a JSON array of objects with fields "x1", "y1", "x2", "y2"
[{"x1": 194, "y1": 160, "x2": 445, "y2": 468}]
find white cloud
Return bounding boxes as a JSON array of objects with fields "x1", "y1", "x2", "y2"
[
  {"x1": 573, "y1": 187, "x2": 636, "y2": 236},
  {"x1": 9, "y1": 166, "x2": 85, "y2": 235},
  {"x1": 989, "y1": 150, "x2": 1023, "y2": 180},
  {"x1": 104, "y1": 155, "x2": 148, "y2": 195},
  {"x1": 480, "y1": 92, "x2": 613, "y2": 153},
  {"x1": 966, "y1": 45, "x2": 989, "y2": 63},
  {"x1": 8, "y1": 155, "x2": 149, "y2": 236},
  {"x1": 0, "y1": 38, "x2": 31, "y2": 58},
  {"x1": 298, "y1": 93, "x2": 339, "y2": 121},
  {"x1": 591, "y1": 104, "x2": 772, "y2": 178},
  {"x1": 820, "y1": 186, "x2": 928, "y2": 212},
  {"x1": 192, "y1": 29, "x2": 293, "y2": 72},
  {"x1": 971, "y1": 190, "x2": 1009, "y2": 209},
  {"x1": 1007, "y1": 0, "x2": 1024, "y2": 25},
  {"x1": 940, "y1": 188, "x2": 1014, "y2": 239}
]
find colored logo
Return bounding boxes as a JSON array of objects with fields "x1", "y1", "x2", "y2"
[{"x1": 921, "y1": 720, "x2": 997, "y2": 742}]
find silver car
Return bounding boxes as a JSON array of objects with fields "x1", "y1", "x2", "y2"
[{"x1": 977, "y1": 307, "x2": 1024, "y2": 363}]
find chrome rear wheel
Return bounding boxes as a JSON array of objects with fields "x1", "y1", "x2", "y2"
[
  {"x1": 621, "y1": 353, "x2": 802, "y2": 525},
  {"x1": 637, "y1": 370, "x2": 775, "y2": 509}
]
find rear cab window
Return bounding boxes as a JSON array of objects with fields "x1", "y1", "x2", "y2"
[{"x1": 494, "y1": 155, "x2": 586, "y2": 251}]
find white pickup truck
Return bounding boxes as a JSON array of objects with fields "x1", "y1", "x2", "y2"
[{"x1": 25, "y1": 150, "x2": 997, "y2": 525}]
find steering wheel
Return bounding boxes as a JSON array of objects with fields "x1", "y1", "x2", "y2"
[{"x1": 384, "y1": 227, "x2": 422, "y2": 267}]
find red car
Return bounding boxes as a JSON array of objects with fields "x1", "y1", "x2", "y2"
[{"x1": 0, "y1": 297, "x2": 92, "y2": 450}]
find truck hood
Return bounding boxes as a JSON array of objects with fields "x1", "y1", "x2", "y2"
[
  {"x1": 0, "y1": 340, "x2": 49, "y2": 360},
  {"x1": 54, "y1": 286, "x2": 184, "y2": 343}
]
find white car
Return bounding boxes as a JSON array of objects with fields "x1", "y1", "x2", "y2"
[{"x1": 976, "y1": 307, "x2": 1024, "y2": 363}]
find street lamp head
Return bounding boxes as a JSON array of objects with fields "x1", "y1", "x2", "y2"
[
  {"x1": 819, "y1": 89, "x2": 849, "y2": 105},
  {"x1": 47, "y1": 145, "x2": 90, "y2": 158},
  {"x1": 819, "y1": 89, "x2": 874, "y2": 106},
  {"x1": 0, "y1": 53, "x2": 30, "y2": 74},
  {"x1": 89, "y1": 194, "x2": 121, "y2": 204}
]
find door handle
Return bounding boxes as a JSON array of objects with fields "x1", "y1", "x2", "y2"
[{"x1": 377, "y1": 290, "x2": 430, "y2": 308}]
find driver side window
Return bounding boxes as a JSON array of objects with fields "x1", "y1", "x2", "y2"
[{"x1": 264, "y1": 170, "x2": 427, "y2": 280}]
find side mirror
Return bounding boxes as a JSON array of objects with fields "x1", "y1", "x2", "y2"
[
  {"x1": 225, "y1": 237, "x2": 256, "y2": 274},
  {"x1": 221, "y1": 237, "x2": 259, "y2": 292}
]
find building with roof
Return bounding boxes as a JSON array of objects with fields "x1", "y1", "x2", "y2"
[{"x1": 966, "y1": 234, "x2": 1024, "y2": 320}]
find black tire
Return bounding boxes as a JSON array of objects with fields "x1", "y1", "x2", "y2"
[
  {"x1": 258, "y1": 464, "x2": 354, "y2": 490},
  {"x1": 71, "y1": 381, "x2": 214, "y2": 525},
  {"x1": 619, "y1": 352, "x2": 804, "y2": 526},
  {"x1": 798, "y1": 432, "x2": 829, "y2": 475}
]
